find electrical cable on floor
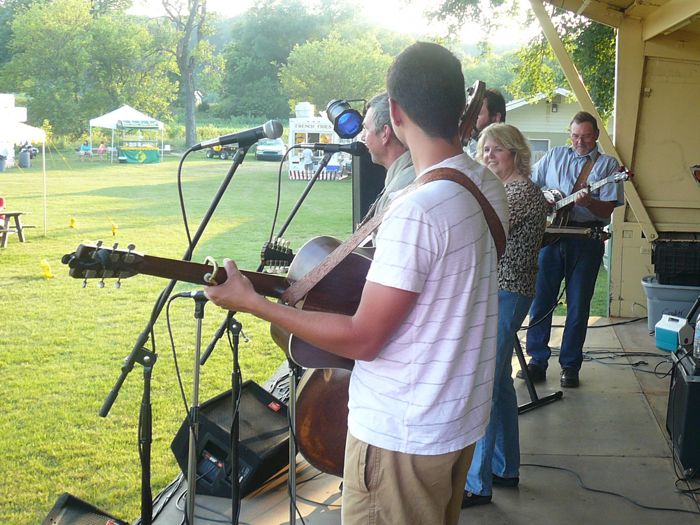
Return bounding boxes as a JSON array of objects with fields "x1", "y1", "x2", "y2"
[{"x1": 521, "y1": 463, "x2": 700, "y2": 515}]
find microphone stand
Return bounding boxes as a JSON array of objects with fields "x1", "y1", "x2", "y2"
[
  {"x1": 99, "y1": 146, "x2": 249, "y2": 525},
  {"x1": 228, "y1": 317, "x2": 243, "y2": 525},
  {"x1": 199, "y1": 151, "x2": 334, "y2": 525},
  {"x1": 186, "y1": 293, "x2": 208, "y2": 525}
]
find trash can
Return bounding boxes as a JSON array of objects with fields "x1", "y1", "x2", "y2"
[{"x1": 18, "y1": 150, "x2": 31, "y2": 168}]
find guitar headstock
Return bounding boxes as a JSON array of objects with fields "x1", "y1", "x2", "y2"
[
  {"x1": 613, "y1": 166, "x2": 633, "y2": 183},
  {"x1": 62, "y1": 241, "x2": 142, "y2": 287},
  {"x1": 459, "y1": 80, "x2": 486, "y2": 144},
  {"x1": 261, "y1": 238, "x2": 295, "y2": 273}
]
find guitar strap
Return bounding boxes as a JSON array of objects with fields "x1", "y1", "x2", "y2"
[
  {"x1": 572, "y1": 154, "x2": 597, "y2": 193},
  {"x1": 281, "y1": 167, "x2": 506, "y2": 306}
]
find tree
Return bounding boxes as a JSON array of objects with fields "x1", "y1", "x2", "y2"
[
  {"x1": 509, "y1": 10, "x2": 615, "y2": 118},
  {"x1": 89, "y1": 0, "x2": 132, "y2": 17},
  {"x1": 428, "y1": 0, "x2": 616, "y2": 117},
  {"x1": 217, "y1": 0, "x2": 343, "y2": 119},
  {"x1": 458, "y1": 46, "x2": 518, "y2": 99},
  {"x1": 159, "y1": 0, "x2": 209, "y2": 147},
  {"x1": 279, "y1": 34, "x2": 393, "y2": 113},
  {"x1": 3, "y1": 0, "x2": 176, "y2": 134},
  {"x1": 0, "y1": 0, "x2": 43, "y2": 71}
]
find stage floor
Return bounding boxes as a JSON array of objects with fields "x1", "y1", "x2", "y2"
[{"x1": 146, "y1": 317, "x2": 700, "y2": 524}]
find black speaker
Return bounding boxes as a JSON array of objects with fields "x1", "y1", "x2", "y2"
[
  {"x1": 666, "y1": 351, "x2": 700, "y2": 477},
  {"x1": 42, "y1": 493, "x2": 128, "y2": 525},
  {"x1": 171, "y1": 380, "x2": 289, "y2": 497},
  {"x1": 352, "y1": 153, "x2": 386, "y2": 228}
]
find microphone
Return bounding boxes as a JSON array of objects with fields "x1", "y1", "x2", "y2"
[
  {"x1": 173, "y1": 290, "x2": 207, "y2": 301},
  {"x1": 300, "y1": 142, "x2": 368, "y2": 156},
  {"x1": 191, "y1": 120, "x2": 284, "y2": 151}
]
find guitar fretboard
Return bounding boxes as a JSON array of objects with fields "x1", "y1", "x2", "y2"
[{"x1": 554, "y1": 173, "x2": 624, "y2": 211}]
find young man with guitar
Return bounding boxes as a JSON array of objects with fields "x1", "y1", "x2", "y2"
[
  {"x1": 204, "y1": 42, "x2": 508, "y2": 525},
  {"x1": 519, "y1": 111, "x2": 623, "y2": 388}
]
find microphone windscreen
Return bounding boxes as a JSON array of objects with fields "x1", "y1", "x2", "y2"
[{"x1": 264, "y1": 120, "x2": 284, "y2": 139}]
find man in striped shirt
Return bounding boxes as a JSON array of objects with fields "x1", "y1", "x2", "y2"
[{"x1": 204, "y1": 41, "x2": 508, "y2": 525}]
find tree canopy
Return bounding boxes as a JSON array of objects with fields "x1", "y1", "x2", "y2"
[
  {"x1": 430, "y1": 0, "x2": 616, "y2": 117},
  {"x1": 2, "y1": 0, "x2": 176, "y2": 134},
  {"x1": 279, "y1": 33, "x2": 393, "y2": 113},
  {"x1": 216, "y1": 0, "x2": 339, "y2": 119}
]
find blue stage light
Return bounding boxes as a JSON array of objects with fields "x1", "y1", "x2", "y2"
[{"x1": 326, "y1": 99, "x2": 363, "y2": 139}]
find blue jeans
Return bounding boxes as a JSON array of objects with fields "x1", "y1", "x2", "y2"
[
  {"x1": 466, "y1": 289, "x2": 532, "y2": 496},
  {"x1": 526, "y1": 238, "x2": 604, "y2": 371}
]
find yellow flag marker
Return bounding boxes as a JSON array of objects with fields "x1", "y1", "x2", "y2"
[
  {"x1": 110, "y1": 220, "x2": 118, "y2": 237},
  {"x1": 41, "y1": 259, "x2": 54, "y2": 279},
  {"x1": 69, "y1": 216, "x2": 76, "y2": 228}
]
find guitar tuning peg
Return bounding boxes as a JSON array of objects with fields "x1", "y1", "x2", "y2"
[
  {"x1": 98, "y1": 279, "x2": 105, "y2": 289},
  {"x1": 96, "y1": 240, "x2": 103, "y2": 248},
  {"x1": 111, "y1": 242, "x2": 119, "y2": 251},
  {"x1": 127, "y1": 243, "x2": 135, "y2": 252},
  {"x1": 115, "y1": 280, "x2": 121, "y2": 289},
  {"x1": 81, "y1": 278, "x2": 88, "y2": 288}
]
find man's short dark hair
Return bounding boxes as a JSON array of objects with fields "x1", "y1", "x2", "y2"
[
  {"x1": 570, "y1": 111, "x2": 599, "y2": 133},
  {"x1": 485, "y1": 89, "x2": 506, "y2": 123},
  {"x1": 367, "y1": 92, "x2": 392, "y2": 134},
  {"x1": 387, "y1": 42, "x2": 465, "y2": 139}
]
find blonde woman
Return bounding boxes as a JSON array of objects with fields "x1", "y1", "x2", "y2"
[{"x1": 462, "y1": 123, "x2": 549, "y2": 508}]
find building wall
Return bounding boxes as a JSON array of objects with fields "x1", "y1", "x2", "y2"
[
  {"x1": 506, "y1": 98, "x2": 578, "y2": 161},
  {"x1": 609, "y1": 27, "x2": 700, "y2": 319}
]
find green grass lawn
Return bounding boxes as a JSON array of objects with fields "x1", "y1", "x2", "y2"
[
  {"x1": 0, "y1": 151, "x2": 353, "y2": 524},
  {"x1": 0, "y1": 151, "x2": 609, "y2": 524}
]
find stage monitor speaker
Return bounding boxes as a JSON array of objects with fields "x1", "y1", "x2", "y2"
[
  {"x1": 42, "y1": 493, "x2": 128, "y2": 525},
  {"x1": 352, "y1": 153, "x2": 386, "y2": 228},
  {"x1": 171, "y1": 380, "x2": 289, "y2": 497},
  {"x1": 666, "y1": 351, "x2": 700, "y2": 477}
]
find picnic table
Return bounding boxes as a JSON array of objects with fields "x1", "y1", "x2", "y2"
[{"x1": 0, "y1": 211, "x2": 32, "y2": 248}]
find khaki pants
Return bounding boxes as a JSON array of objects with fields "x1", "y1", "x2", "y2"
[{"x1": 342, "y1": 433, "x2": 474, "y2": 525}]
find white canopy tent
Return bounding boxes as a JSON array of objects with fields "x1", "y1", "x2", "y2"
[
  {"x1": 89, "y1": 105, "x2": 164, "y2": 162},
  {"x1": 0, "y1": 121, "x2": 48, "y2": 235}
]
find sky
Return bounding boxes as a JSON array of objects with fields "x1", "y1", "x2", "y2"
[{"x1": 130, "y1": 0, "x2": 539, "y2": 47}]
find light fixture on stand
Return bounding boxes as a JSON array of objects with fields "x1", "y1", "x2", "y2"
[{"x1": 326, "y1": 99, "x2": 364, "y2": 139}]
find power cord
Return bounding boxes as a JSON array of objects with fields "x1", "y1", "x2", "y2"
[{"x1": 521, "y1": 463, "x2": 700, "y2": 516}]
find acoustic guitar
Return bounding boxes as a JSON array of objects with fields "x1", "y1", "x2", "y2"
[
  {"x1": 63, "y1": 236, "x2": 366, "y2": 478},
  {"x1": 62, "y1": 236, "x2": 364, "y2": 372}
]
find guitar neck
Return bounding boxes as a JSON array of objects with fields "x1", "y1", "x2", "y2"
[
  {"x1": 136, "y1": 253, "x2": 289, "y2": 298},
  {"x1": 554, "y1": 175, "x2": 615, "y2": 211}
]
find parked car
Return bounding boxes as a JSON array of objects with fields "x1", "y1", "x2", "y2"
[
  {"x1": 206, "y1": 145, "x2": 237, "y2": 160},
  {"x1": 255, "y1": 138, "x2": 286, "y2": 161}
]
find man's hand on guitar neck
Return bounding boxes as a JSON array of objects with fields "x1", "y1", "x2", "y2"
[
  {"x1": 574, "y1": 187, "x2": 592, "y2": 208},
  {"x1": 204, "y1": 258, "x2": 265, "y2": 314},
  {"x1": 574, "y1": 189, "x2": 616, "y2": 219}
]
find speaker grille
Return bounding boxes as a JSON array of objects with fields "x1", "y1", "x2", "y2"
[
  {"x1": 200, "y1": 383, "x2": 288, "y2": 456},
  {"x1": 170, "y1": 380, "x2": 289, "y2": 497}
]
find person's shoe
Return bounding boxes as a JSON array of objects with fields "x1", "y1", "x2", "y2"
[
  {"x1": 492, "y1": 474, "x2": 519, "y2": 487},
  {"x1": 560, "y1": 368, "x2": 580, "y2": 388},
  {"x1": 461, "y1": 491, "x2": 492, "y2": 508},
  {"x1": 516, "y1": 363, "x2": 546, "y2": 383}
]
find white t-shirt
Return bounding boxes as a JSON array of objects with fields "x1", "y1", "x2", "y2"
[{"x1": 347, "y1": 153, "x2": 509, "y2": 455}]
